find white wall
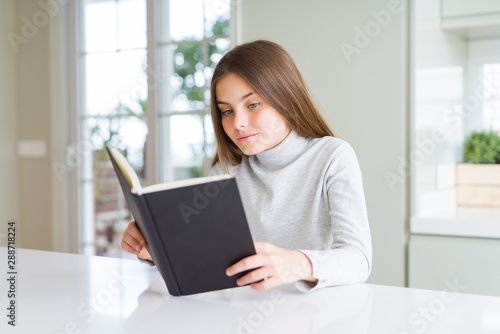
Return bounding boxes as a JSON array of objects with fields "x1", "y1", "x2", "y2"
[
  {"x1": 0, "y1": 0, "x2": 100, "y2": 253},
  {"x1": 0, "y1": 0, "x2": 19, "y2": 246},
  {"x1": 15, "y1": 0, "x2": 54, "y2": 251},
  {"x1": 241, "y1": 0, "x2": 408, "y2": 286}
]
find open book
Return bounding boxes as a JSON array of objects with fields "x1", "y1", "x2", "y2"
[{"x1": 106, "y1": 147, "x2": 256, "y2": 296}]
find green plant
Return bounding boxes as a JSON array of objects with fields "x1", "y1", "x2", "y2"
[{"x1": 463, "y1": 130, "x2": 500, "y2": 164}]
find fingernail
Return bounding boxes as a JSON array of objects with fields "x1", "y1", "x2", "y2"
[{"x1": 226, "y1": 269, "x2": 231, "y2": 276}]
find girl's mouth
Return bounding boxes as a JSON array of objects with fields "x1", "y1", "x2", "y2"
[{"x1": 238, "y1": 134, "x2": 257, "y2": 142}]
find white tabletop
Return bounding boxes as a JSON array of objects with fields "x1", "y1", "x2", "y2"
[{"x1": 1, "y1": 248, "x2": 500, "y2": 334}]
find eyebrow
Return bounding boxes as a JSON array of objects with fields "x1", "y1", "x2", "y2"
[{"x1": 217, "y1": 92, "x2": 254, "y2": 105}]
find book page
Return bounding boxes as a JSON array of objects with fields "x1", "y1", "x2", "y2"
[
  {"x1": 142, "y1": 174, "x2": 232, "y2": 194},
  {"x1": 109, "y1": 148, "x2": 143, "y2": 195}
]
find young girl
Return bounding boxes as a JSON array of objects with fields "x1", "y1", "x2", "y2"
[{"x1": 121, "y1": 40, "x2": 372, "y2": 293}]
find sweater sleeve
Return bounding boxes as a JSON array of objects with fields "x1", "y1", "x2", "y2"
[{"x1": 294, "y1": 142, "x2": 372, "y2": 293}]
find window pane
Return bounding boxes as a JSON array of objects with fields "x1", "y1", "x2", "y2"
[
  {"x1": 174, "y1": 43, "x2": 205, "y2": 110},
  {"x1": 85, "y1": 53, "x2": 119, "y2": 115},
  {"x1": 208, "y1": 38, "x2": 230, "y2": 69},
  {"x1": 169, "y1": 0, "x2": 204, "y2": 41},
  {"x1": 85, "y1": 50, "x2": 147, "y2": 116},
  {"x1": 84, "y1": 0, "x2": 118, "y2": 53},
  {"x1": 93, "y1": 150, "x2": 130, "y2": 257},
  {"x1": 205, "y1": 0, "x2": 230, "y2": 38},
  {"x1": 160, "y1": 44, "x2": 206, "y2": 112},
  {"x1": 168, "y1": 114, "x2": 204, "y2": 179},
  {"x1": 81, "y1": 0, "x2": 147, "y2": 259},
  {"x1": 88, "y1": 116, "x2": 147, "y2": 171},
  {"x1": 118, "y1": 49, "x2": 148, "y2": 111},
  {"x1": 115, "y1": 117, "x2": 148, "y2": 173},
  {"x1": 86, "y1": 115, "x2": 147, "y2": 257},
  {"x1": 118, "y1": 0, "x2": 147, "y2": 49}
]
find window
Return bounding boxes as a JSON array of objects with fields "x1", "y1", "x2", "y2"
[
  {"x1": 411, "y1": 2, "x2": 500, "y2": 236},
  {"x1": 156, "y1": 0, "x2": 232, "y2": 182},
  {"x1": 78, "y1": 0, "x2": 235, "y2": 257},
  {"x1": 79, "y1": 0, "x2": 148, "y2": 257}
]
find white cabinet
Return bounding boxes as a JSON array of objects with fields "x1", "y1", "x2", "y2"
[
  {"x1": 409, "y1": 234, "x2": 500, "y2": 297},
  {"x1": 441, "y1": 0, "x2": 500, "y2": 18},
  {"x1": 440, "y1": 0, "x2": 500, "y2": 39}
]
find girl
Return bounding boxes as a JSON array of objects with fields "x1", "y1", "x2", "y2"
[{"x1": 121, "y1": 40, "x2": 372, "y2": 293}]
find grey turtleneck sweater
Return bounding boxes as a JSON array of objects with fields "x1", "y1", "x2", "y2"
[{"x1": 209, "y1": 130, "x2": 372, "y2": 292}]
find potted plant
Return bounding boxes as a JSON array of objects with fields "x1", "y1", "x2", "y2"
[{"x1": 456, "y1": 130, "x2": 500, "y2": 207}]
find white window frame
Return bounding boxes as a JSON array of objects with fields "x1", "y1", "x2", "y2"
[
  {"x1": 57, "y1": 0, "x2": 241, "y2": 255},
  {"x1": 49, "y1": 0, "x2": 80, "y2": 254},
  {"x1": 150, "y1": 0, "x2": 241, "y2": 184}
]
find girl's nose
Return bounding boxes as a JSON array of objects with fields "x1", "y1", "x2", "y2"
[{"x1": 233, "y1": 111, "x2": 248, "y2": 129}]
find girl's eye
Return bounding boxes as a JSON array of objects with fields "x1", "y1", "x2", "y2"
[
  {"x1": 248, "y1": 103, "x2": 259, "y2": 109},
  {"x1": 221, "y1": 109, "x2": 233, "y2": 116}
]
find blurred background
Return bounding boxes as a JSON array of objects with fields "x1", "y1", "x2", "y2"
[{"x1": 1, "y1": 0, "x2": 500, "y2": 296}]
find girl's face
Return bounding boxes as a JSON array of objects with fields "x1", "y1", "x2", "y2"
[{"x1": 216, "y1": 74, "x2": 291, "y2": 156}]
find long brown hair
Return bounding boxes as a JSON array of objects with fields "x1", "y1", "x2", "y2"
[{"x1": 210, "y1": 40, "x2": 335, "y2": 171}]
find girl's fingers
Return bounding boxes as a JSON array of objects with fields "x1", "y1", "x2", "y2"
[
  {"x1": 226, "y1": 253, "x2": 264, "y2": 277},
  {"x1": 126, "y1": 221, "x2": 146, "y2": 246},
  {"x1": 121, "y1": 236, "x2": 152, "y2": 261},
  {"x1": 250, "y1": 276, "x2": 277, "y2": 291},
  {"x1": 123, "y1": 229, "x2": 143, "y2": 251},
  {"x1": 121, "y1": 220, "x2": 146, "y2": 255},
  {"x1": 137, "y1": 247, "x2": 153, "y2": 261},
  {"x1": 121, "y1": 237, "x2": 140, "y2": 255},
  {"x1": 236, "y1": 266, "x2": 272, "y2": 286}
]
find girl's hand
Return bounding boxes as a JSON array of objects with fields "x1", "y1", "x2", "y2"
[
  {"x1": 121, "y1": 220, "x2": 152, "y2": 261},
  {"x1": 226, "y1": 242, "x2": 319, "y2": 290}
]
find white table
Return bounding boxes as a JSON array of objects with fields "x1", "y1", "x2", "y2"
[{"x1": 1, "y1": 248, "x2": 500, "y2": 334}]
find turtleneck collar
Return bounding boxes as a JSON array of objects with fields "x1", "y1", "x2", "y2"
[{"x1": 247, "y1": 130, "x2": 310, "y2": 171}]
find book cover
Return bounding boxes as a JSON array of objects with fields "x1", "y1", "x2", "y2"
[{"x1": 106, "y1": 147, "x2": 256, "y2": 296}]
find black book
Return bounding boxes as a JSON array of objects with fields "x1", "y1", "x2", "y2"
[{"x1": 106, "y1": 147, "x2": 256, "y2": 296}]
